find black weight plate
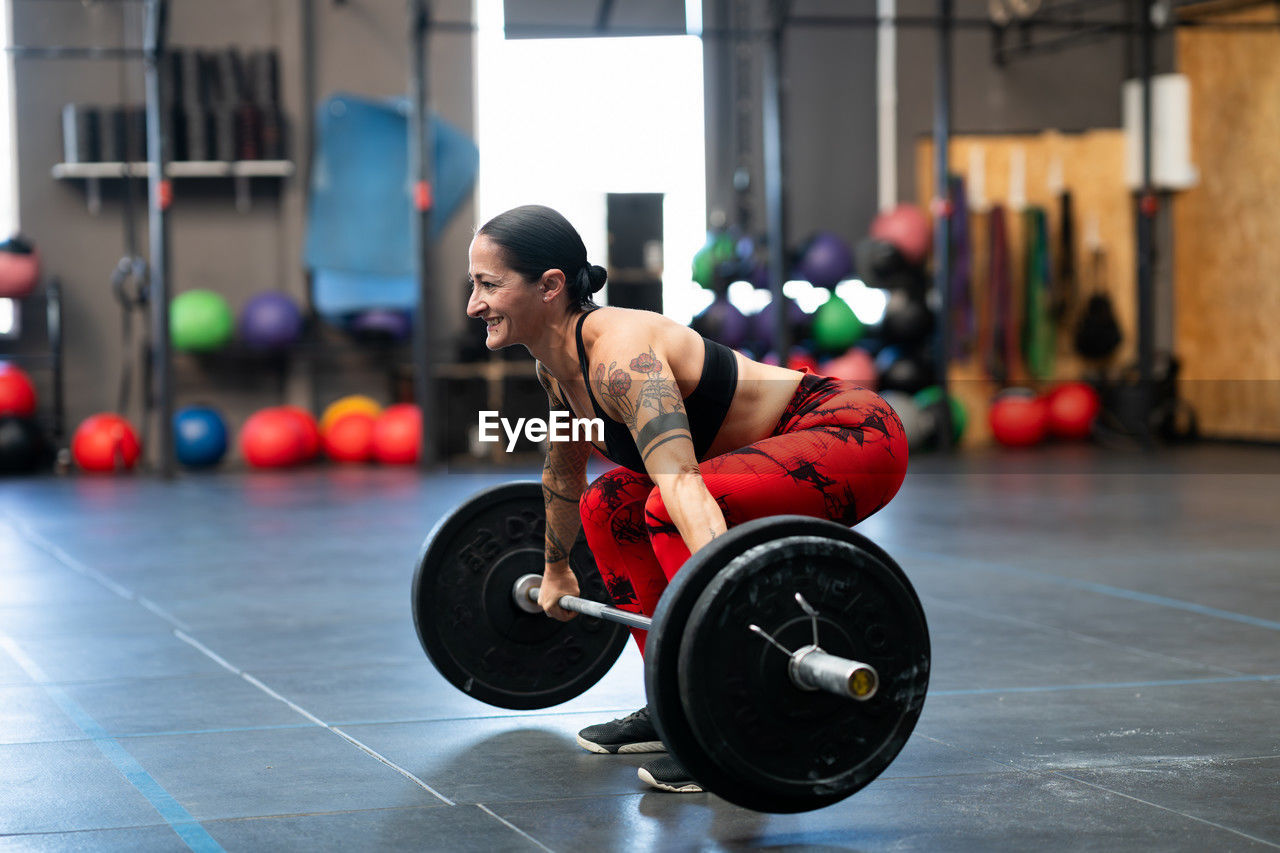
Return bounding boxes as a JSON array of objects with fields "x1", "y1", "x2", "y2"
[
  {"x1": 682, "y1": 528, "x2": 929, "y2": 811},
  {"x1": 645, "y1": 516, "x2": 834, "y2": 805},
  {"x1": 412, "y1": 482, "x2": 629, "y2": 710},
  {"x1": 645, "y1": 516, "x2": 929, "y2": 813}
]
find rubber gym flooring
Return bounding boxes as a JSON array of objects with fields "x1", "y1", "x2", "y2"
[{"x1": 1, "y1": 444, "x2": 1278, "y2": 851}]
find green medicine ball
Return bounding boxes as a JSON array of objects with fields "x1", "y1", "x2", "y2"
[
  {"x1": 691, "y1": 232, "x2": 737, "y2": 290},
  {"x1": 171, "y1": 289, "x2": 234, "y2": 352},
  {"x1": 811, "y1": 294, "x2": 864, "y2": 353}
]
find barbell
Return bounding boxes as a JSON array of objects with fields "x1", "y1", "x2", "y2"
[
  {"x1": 509, "y1": 574, "x2": 882, "y2": 701},
  {"x1": 411, "y1": 481, "x2": 930, "y2": 813}
]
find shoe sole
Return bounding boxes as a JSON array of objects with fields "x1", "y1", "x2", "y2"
[
  {"x1": 576, "y1": 735, "x2": 666, "y2": 755},
  {"x1": 637, "y1": 767, "x2": 703, "y2": 793}
]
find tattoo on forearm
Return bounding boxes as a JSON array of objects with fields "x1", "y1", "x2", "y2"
[
  {"x1": 542, "y1": 479, "x2": 578, "y2": 510},
  {"x1": 545, "y1": 527, "x2": 569, "y2": 564},
  {"x1": 542, "y1": 436, "x2": 589, "y2": 566}
]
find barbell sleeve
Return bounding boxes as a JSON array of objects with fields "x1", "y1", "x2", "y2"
[{"x1": 789, "y1": 646, "x2": 879, "y2": 701}]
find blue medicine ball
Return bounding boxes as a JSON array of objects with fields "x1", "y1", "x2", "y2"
[{"x1": 173, "y1": 405, "x2": 228, "y2": 468}]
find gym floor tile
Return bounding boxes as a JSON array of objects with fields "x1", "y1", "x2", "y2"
[
  {"x1": 203, "y1": 805, "x2": 543, "y2": 852},
  {"x1": 0, "y1": 684, "x2": 88, "y2": 744},
  {"x1": 0, "y1": 599, "x2": 180, "y2": 640},
  {"x1": 911, "y1": 545, "x2": 1280, "y2": 624},
  {"x1": 0, "y1": 570, "x2": 124, "y2": 609},
  {"x1": 916, "y1": 680, "x2": 1280, "y2": 771},
  {"x1": 485, "y1": 769, "x2": 1275, "y2": 852},
  {"x1": 0, "y1": 740, "x2": 170, "y2": 834},
  {"x1": 337, "y1": 713, "x2": 659, "y2": 804},
  {"x1": 249, "y1": 648, "x2": 648, "y2": 727},
  {"x1": 1064, "y1": 756, "x2": 1280, "y2": 843},
  {"x1": 0, "y1": 645, "x2": 33, "y2": 687},
  {"x1": 55, "y1": 673, "x2": 308, "y2": 737},
  {"x1": 177, "y1": 618, "x2": 424, "y2": 673},
  {"x1": 903, "y1": 560, "x2": 1280, "y2": 676},
  {"x1": 0, "y1": 546, "x2": 65, "y2": 578},
  {"x1": 119, "y1": 726, "x2": 447, "y2": 821},
  {"x1": 920, "y1": 601, "x2": 1235, "y2": 692},
  {"x1": 2, "y1": 629, "x2": 224, "y2": 684},
  {"x1": 131, "y1": 586, "x2": 404, "y2": 635},
  {"x1": 0, "y1": 824, "x2": 195, "y2": 852},
  {"x1": 341, "y1": 712, "x2": 1009, "y2": 809}
]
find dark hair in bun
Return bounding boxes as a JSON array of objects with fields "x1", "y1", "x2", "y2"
[{"x1": 477, "y1": 204, "x2": 606, "y2": 311}]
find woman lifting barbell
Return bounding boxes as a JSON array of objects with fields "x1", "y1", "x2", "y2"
[{"x1": 466, "y1": 205, "x2": 909, "y2": 795}]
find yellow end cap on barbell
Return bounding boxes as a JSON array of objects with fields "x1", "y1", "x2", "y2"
[{"x1": 851, "y1": 668, "x2": 877, "y2": 698}]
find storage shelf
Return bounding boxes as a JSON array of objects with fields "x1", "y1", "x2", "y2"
[{"x1": 51, "y1": 160, "x2": 296, "y2": 179}]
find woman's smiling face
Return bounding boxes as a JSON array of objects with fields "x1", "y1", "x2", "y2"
[{"x1": 466, "y1": 234, "x2": 545, "y2": 350}]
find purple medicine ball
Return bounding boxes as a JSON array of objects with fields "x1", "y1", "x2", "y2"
[
  {"x1": 798, "y1": 231, "x2": 855, "y2": 289},
  {"x1": 239, "y1": 291, "x2": 304, "y2": 352}
]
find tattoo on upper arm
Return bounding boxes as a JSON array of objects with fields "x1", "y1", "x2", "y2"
[
  {"x1": 641, "y1": 433, "x2": 689, "y2": 462},
  {"x1": 594, "y1": 347, "x2": 693, "y2": 461}
]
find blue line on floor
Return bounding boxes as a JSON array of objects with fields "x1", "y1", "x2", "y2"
[
  {"x1": 904, "y1": 549, "x2": 1280, "y2": 632},
  {"x1": 933, "y1": 673, "x2": 1280, "y2": 697},
  {"x1": 0, "y1": 636, "x2": 224, "y2": 853}
]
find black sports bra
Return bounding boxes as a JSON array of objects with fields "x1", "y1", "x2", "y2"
[{"x1": 573, "y1": 309, "x2": 738, "y2": 472}]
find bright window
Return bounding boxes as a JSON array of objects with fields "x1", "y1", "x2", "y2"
[
  {"x1": 0, "y1": 0, "x2": 16, "y2": 335},
  {"x1": 475, "y1": 0, "x2": 707, "y2": 324}
]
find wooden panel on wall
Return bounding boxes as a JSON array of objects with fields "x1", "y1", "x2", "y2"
[
  {"x1": 1175, "y1": 7, "x2": 1280, "y2": 441},
  {"x1": 916, "y1": 131, "x2": 1132, "y2": 446}
]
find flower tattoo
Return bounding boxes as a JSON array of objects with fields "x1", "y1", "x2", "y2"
[{"x1": 630, "y1": 352, "x2": 662, "y2": 375}]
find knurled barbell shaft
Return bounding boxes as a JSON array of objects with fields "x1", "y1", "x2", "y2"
[
  {"x1": 514, "y1": 573, "x2": 653, "y2": 629},
  {"x1": 514, "y1": 574, "x2": 877, "y2": 701},
  {"x1": 544, "y1": 590, "x2": 654, "y2": 630}
]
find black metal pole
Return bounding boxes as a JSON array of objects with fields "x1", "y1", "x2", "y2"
[
  {"x1": 408, "y1": 0, "x2": 439, "y2": 468},
  {"x1": 1136, "y1": 0, "x2": 1156, "y2": 445},
  {"x1": 933, "y1": 0, "x2": 954, "y2": 451},
  {"x1": 143, "y1": 0, "x2": 173, "y2": 476},
  {"x1": 762, "y1": 1, "x2": 789, "y2": 360},
  {"x1": 301, "y1": 0, "x2": 319, "y2": 417}
]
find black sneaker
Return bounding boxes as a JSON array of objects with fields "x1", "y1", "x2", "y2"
[
  {"x1": 576, "y1": 707, "x2": 666, "y2": 754},
  {"x1": 638, "y1": 755, "x2": 703, "y2": 793}
]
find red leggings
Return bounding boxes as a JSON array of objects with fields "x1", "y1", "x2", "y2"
[{"x1": 577, "y1": 375, "x2": 908, "y2": 656}]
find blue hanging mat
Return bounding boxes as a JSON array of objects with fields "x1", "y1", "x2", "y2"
[{"x1": 305, "y1": 93, "x2": 479, "y2": 314}]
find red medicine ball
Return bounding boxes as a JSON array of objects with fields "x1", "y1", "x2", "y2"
[
  {"x1": 1047, "y1": 382, "x2": 1101, "y2": 441},
  {"x1": 276, "y1": 406, "x2": 321, "y2": 462},
  {"x1": 0, "y1": 363, "x2": 37, "y2": 416},
  {"x1": 787, "y1": 350, "x2": 821, "y2": 374},
  {"x1": 72, "y1": 413, "x2": 142, "y2": 472},
  {"x1": 989, "y1": 391, "x2": 1050, "y2": 448},
  {"x1": 241, "y1": 408, "x2": 306, "y2": 468},
  {"x1": 870, "y1": 204, "x2": 933, "y2": 266},
  {"x1": 372, "y1": 404, "x2": 422, "y2": 465},
  {"x1": 0, "y1": 237, "x2": 40, "y2": 299},
  {"x1": 324, "y1": 412, "x2": 376, "y2": 463}
]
